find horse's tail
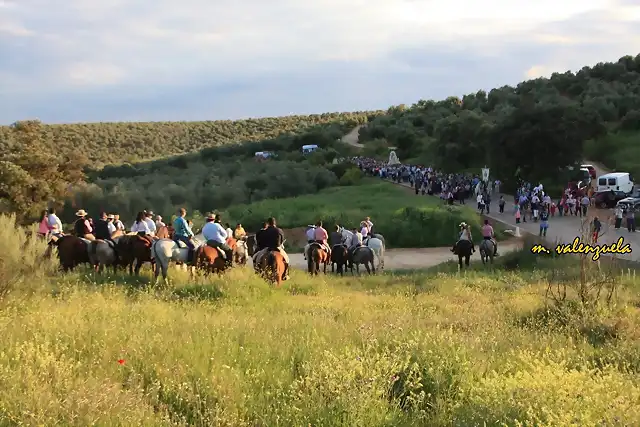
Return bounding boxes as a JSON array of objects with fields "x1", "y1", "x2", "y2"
[
  {"x1": 307, "y1": 248, "x2": 315, "y2": 273},
  {"x1": 267, "y1": 251, "x2": 277, "y2": 282}
]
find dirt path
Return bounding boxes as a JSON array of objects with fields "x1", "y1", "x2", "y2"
[
  {"x1": 287, "y1": 240, "x2": 523, "y2": 271},
  {"x1": 341, "y1": 125, "x2": 364, "y2": 148}
]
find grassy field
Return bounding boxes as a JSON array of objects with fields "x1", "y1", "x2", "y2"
[
  {"x1": 224, "y1": 179, "x2": 497, "y2": 248},
  {"x1": 1, "y1": 217, "x2": 640, "y2": 426}
]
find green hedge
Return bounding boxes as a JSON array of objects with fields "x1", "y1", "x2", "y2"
[{"x1": 223, "y1": 180, "x2": 483, "y2": 248}]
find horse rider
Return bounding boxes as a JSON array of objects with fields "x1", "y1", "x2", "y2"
[
  {"x1": 155, "y1": 215, "x2": 165, "y2": 230},
  {"x1": 131, "y1": 211, "x2": 152, "y2": 236},
  {"x1": 73, "y1": 209, "x2": 95, "y2": 240},
  {"x1": 303, "y1": 224, "x2": 316, "y2": 260},
  {"x1": 47, "y1": 207, "x2": 64, "y2": 237},
  {"x1": 173, "y1": 208, "x2": 196, "y2": 264},
  {"x1": 329, "y1": 224, "x2": 343, "y2": 247},
  {"x1": 144, "y1": 210, "x2": 157, "y2": 236},
  {"x1": 364, "y1": 217, "x2": 374, "y2": 234},
  {"x1": 312, "y1": 220, "x2": 332, "y2": 259},
  {"x1": 94, "y1": 212, "x2": 116, "y2": 240},
  {"x1": 347, "y1": 226, "x2": 364, "y2": 259},
  {"x1": 113, "y1": 214, "x2": 125, "y2": 232},
  {"x1": 481, "y1": 219, "x2": 498, "y2": 256},
  {"x1": 202, "y1": 213, "x2": 233, "y2": 266},
  {"x1": 452, "y1": 222, "x2": 475, "y2": 253},
  {"x1": 233, "y1": 223, "x2": 246, "y2": 240},
  {"x1": 224, "y1": 222, "x2": 234, "y2": 240},
  {"x1": 360, "y1": 221, "x2": 371, "y2": 245},
  {"x1": 254, "y1": 217, "x2": 290, "y2": 281}
]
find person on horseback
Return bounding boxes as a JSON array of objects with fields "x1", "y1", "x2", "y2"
[
  {"x1": 360, "y1": 221, "x2": 370, "y2": 244},
  {"x1": 73, "y1": 209, "x2": 95, "y2": 240},
  {"x1": 233, "y1": 223, "x2": 246, "y2": 240},
  {"x1": 144, "y1": 211, "x2": 157, "y2": 236},
  {"x1": 47, "y1": 207, "x2": 64, "y2": 237},
  {"x1": 131, "y1": 211, "x2": 151, "y2": 236},
  {"x1": 347, "y1": 226, "x2": 363, "y2": 259},
  {"x1": 312, "y1": 220, "x2": 331, "y2": 259},
  {"x1": 303, "y1": 224, "x2": 316, "y2": 260},
  {"x1": 452, "y1": 222, "x2": 475, "y2": 254},
  {"x1": 113, "y1": 214, "x2": 125, "y2": 232},
  {"x1": 94, "y1": 212, "x2": 116, "y2": 240},
  {"x1": 173, "y1": 208, "x2": 195, "y2": 264},
  {"x1": 202, "y1": 213, "x2": 233, "y2": 266},
  {"x1": 257, "y1": 217, "x2": 290, "y2": 280},
  {"x1": 364, "y1": 217, "x2": 374, "y2": 234},
  {"x1": 481, "y1": 219, "x2": 498, "y2": 256}
]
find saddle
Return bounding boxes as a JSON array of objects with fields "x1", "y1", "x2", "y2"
[{"x1": 205, "y1": 241, "x2": 227, "y2": 259}]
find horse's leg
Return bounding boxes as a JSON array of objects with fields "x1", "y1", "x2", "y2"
[
  {"x1": 465, "y1": 255, "x2": 470, "y2": 267},
  {"x1": 458, "y1": 255, "x2": 463, "y2": 270},
  {"x1": 371, "y1": 260, "x2": 375, "y2": 274},
  {"x1": 134, "y1": 259, "x2": 142, "y2": 275},
  {"x1": 323, "y1": 259, "x2": 327, "y2": 274},
  {"x1": 364, "y1": 262, "x2": 370, "y2": 274}
]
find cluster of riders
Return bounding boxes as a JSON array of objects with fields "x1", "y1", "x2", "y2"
[{"x1": 41, "y1": 204, "x2": 388, "y2": 285}]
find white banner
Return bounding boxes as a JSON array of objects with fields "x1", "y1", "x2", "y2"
[{"x1": 482, "y1": 167, "x2": 490, "y2": 182}]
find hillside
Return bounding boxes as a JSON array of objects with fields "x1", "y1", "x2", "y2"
[
  {"x1": 0, "y1": 112, "x2": 378, "y2": 167},
  {"x1": 359, "y1": 54, "x2": 640, "y2": 181}
]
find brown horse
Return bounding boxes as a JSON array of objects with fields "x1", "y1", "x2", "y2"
[
  {"x1": 116, "y1": 235, "x2": 154, "y2": 275},
  {"x1": 307, "y1": 243, "x2": 329, "y2": 275},
  {"x1": 194, "y1": 245, "x2": 226, "y2": 275},
  {"x1": 256, "y1": 250, "x2": 286, "y2": 286},
  {"x1": 156, "y1": 226, "x2": 170, "y2": 239},
  {"x1": 53, "y1": 235, "x2": 90, "y2": 271}
]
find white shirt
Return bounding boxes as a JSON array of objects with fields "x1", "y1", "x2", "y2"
[
  {"x1": 226, "y1": 227, "x2": 233, "y2": 238},
  {"x1": 144, "y1": 218, "x2": 156, "y2": 234},
  {"x1": 202, "y1": 222, "x2": 227, "y2": 244},
  {"x1": 361, "y1": 226, "x2": 369, "y2": 237},
  {"x1": 107, "y1": 221, "x2": 116, "y2": 234},
  {"x1": 47, "y1": 213, "x2": 63, "y2": 233},
  {"x1": 306, "y1": 227, "x2": 316, "y2": 240},
  {"x1": 131, "y1": 221, "x2": 151, "y2": 234},
  {"x1": 477, "y1": 194, "x2": 484, "y2": 203}
]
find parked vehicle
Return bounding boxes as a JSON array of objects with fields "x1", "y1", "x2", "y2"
[
  {"x1": 580, "y1": 164, "x2": 597, "y2": 179},
  {"x1": 596, "y1": 172, "x2": 634, "y2": 194},
  {"x1": 593, "y1": 190, "x2": 629, "y2": 209}
]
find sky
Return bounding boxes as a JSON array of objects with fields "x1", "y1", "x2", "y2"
[{"x1": 1, "y1": 0, "x2": 639, "y2": 124}]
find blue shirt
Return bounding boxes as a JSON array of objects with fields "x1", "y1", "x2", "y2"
[
  {"x1": 173, "y1": 216, "x2": 194, "y2": 238},
  {"x1": 202, "y1": 221, "x2": 227, "y2": 244}
]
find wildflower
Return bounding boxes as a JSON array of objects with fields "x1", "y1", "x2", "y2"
[{"x1": 117, "y1": 359, "x2": 125, "y2": 365}]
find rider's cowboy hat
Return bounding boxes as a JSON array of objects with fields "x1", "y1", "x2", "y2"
[
  {"x1": 206, "y1": 213, "x2": 216, "y2": 220},
  {"x1": 459, "y1": 222, "x2": 468, "y2": 228},
  {"x1": 107, "y1": 214, "x2": 115, "y2": 219},
  {"x1": 75, "y1": 209, "x2": 87, "y2": 217}
]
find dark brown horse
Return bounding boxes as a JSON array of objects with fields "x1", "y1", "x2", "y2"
[
  {"x1": 256, "y1": 250, "x2": 286, "y2": 286},
  {"x1": 330, "y1": 244, "x2": 348, "y2": 276},
  {"x1": 307, "y1": 243, "x2": 329, "y2": 275},
  {"x1": 53, "y1": 235, "x2": 90, "y2": 271},
  {"x1": 116, "y1": 235, "x2": 154, "y2": 275}
]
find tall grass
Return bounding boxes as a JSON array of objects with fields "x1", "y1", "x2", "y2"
[{"x1": 0, "y1": 216, "x2": 639, "y2": 426}]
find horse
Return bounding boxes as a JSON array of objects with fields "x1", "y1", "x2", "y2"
[
  {"x1": 338, "y1": 227, "x2": 385, "y2": 270},
  {"x1": 349, "y1": 246, "x2": 376, "y2": 275},
  {"x1": 234, "y1": 237, "x2": 249, "y2": 265},
  {"x1": 307, "y1": 242, "x2": 329, "y2": 275},
  {"x1": 88, "y1": 238, "x2": 122, "y2": 273},
  {"x1": 150, "y1": 234, "x2": 205, "y2": 283},
  {"x1": 479, "y1": 239, "x2": 495, "y2": 265},
  {"x1": 52, "y1": 235, "x2": 91, "y2": 271},
  {"x1": 156, "y1": 226, "x2": 170, "y2": 239},
  {"x1": 116, "y1": 234, "x2": 155, "y2": 275},
  {"x1": 194, "y1": 245, "x2": 226, "y2": 275},
  {"x1": 255, "y1": 249, "x2": 286, "y2": 286},
  {"x1": 453, "y1": 239, "x2": 474, "y2": 270},
  {"x1": 330, "y1": 244, "x2": 348, "y2": 275},
  {"x1": 246, "y1": 234, "x2": 256, "y2": 257}
]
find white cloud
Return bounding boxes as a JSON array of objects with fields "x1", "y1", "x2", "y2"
[{"x1": 0, "y1": 0, "x2": 638, "y2": 122}]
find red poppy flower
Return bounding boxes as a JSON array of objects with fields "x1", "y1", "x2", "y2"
[{"x1": 117, "y1": 359, "x2": 125, "y2": 365}]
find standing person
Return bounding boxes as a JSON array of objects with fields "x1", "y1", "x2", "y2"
[
  {"x1": 539, "y1": 208, "x2": 549, "y2": 237},
  {"x1": 614, "y1": 205, "x2": 623, "y2": 230},
  {"x1": 173, "y1": 208, "x2": 196, "y2": 263},
  {"x1": 580, "y1": 194, "x2": 590, "y2": 218},
  {"x1": 498, "y1": 196, "x2": 505, "y2": 214},
  {"x1": 626, "y1": 207, "x2": 636, "y2": 232},
  {"x1": 592, "y1": 216, "x2": 601, "y2": 243}
]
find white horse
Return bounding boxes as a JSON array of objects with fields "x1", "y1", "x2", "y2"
[
  {"x1": 150, "y1": 234, "x2": 205, "y2": 283},
  {"x1": 338, "y1": 226, "x2": 385, "y2": 270}
]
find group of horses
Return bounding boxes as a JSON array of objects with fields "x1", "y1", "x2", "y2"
[
  {"x1": 313, "y1": 227, "x2": 386, "y2": 276},
  {"x1": 453, "y1": 238, "x2": 497, "y2": 269},
  {"x1": 47, "y1": 226, "x2": 255, "y2": 283},
  {"x1": 45, "y1": 225, "x2": 388, "y2": 285}
]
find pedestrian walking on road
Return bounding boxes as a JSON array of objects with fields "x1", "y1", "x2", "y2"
[
  {"x1": 592, "y1": 217, "x2": 601, "y2": 243},
  {"x1": 498, "y1": 196, "x2": 505, "y2": 213},
  {"x1": 614, "y1": 206, "x2": 623, "y2": 230},
  {"x1": 626, "y1": 208, "x2": 636, "y2": 232},
  {"x1": 539, "y1": 209, "x2": 549, "y2": 237}
]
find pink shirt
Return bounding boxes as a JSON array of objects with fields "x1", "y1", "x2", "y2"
[
  {"x1": 38, "y1": 218, "x2": 50, "y2": 234},
  {"x1": 481, "y1": 225, "x2": 494, "y2": 237},
  {"x1": 314, "y1": 227, "x2": 328, "y2": 242}
]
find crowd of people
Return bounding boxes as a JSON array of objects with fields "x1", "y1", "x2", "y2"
[{"x1": 351, "y1": 155, "x2": 637, "y2": 242}]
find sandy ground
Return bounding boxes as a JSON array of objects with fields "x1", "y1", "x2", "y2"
[
  {"x1": 341, "y1": 125, "x2": 364, "y2": 147},
  {"x1": 286, "y1": 240, "x2": 523, "y2": 271}
]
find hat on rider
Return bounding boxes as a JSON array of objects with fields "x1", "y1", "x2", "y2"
[
  {"x1": 206, "y1": 213, "x2": 216, "y2": 221},
  {"x1": 75, "y1": 209, "x2": 87, "y2": 217},
  {"x1": 459, "y1": 222, "x2": 467, "y2": 228}
]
